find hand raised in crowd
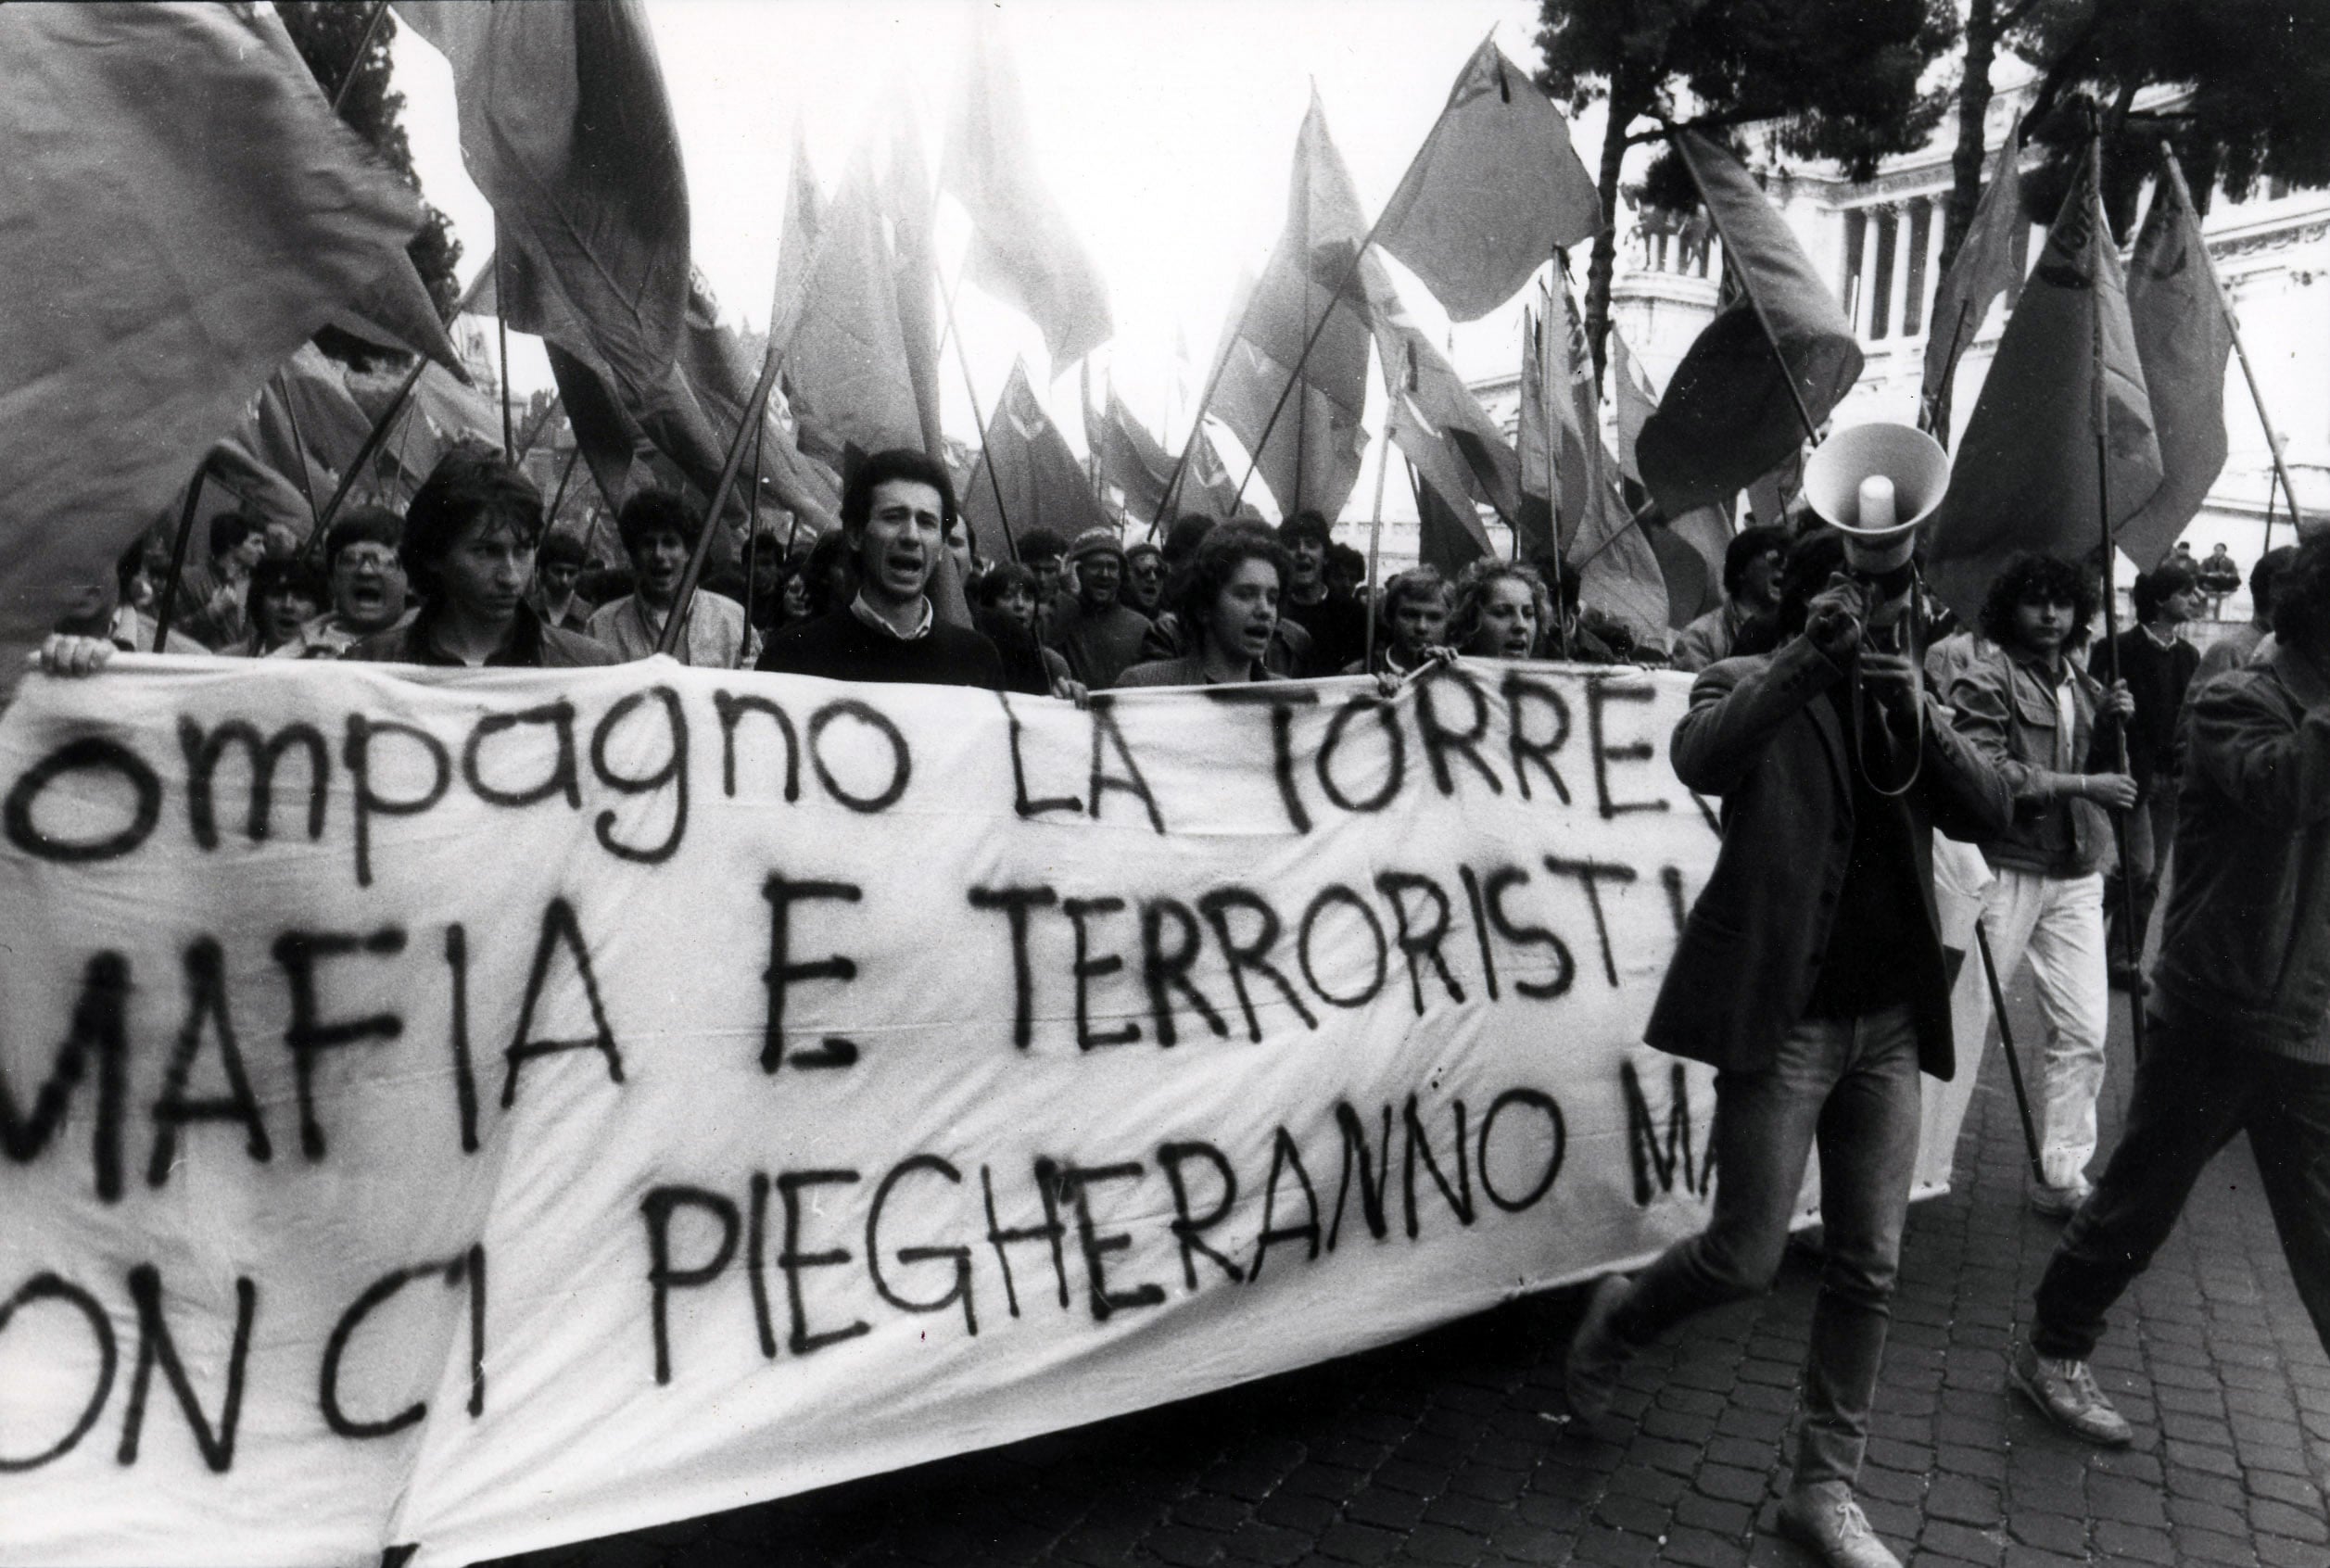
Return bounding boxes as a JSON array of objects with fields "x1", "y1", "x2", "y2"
[
  {"x1": 2083, "y1": 771, "x2": 2140, "y2": 810},
  {"x1": 1804, "y1": 574, "x2": 1866, "y2": 658},
  {"x1": 2098, "y1": 677, "x2": 2136, "y2": 723},
  {"x1": 34, "y1": 634, "x2": 115, "y2": 678}
]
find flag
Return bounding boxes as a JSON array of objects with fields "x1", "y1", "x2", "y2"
[
  {"x1": 244, "y1": 345, "x2": 382, "y2": 519},
  {"x1": 941, "y1": 10, "x2": 1112, "y2": 369},
  {"x1": 0, "y1": 2, "x2": 425, "y2": 653},
  {"x1": 767, "y1": 119, "x2": 824, "y2": 356},
  {"x1": 961, "y1": 360, "x2": 1108, "y2": 559},
  {"x1": 400, "y1": 0, "x2": 691, "y2": 421},
  {"x1": 1920, "y1": 120, "x2": 2023, "y2": 433},
  {"x1": 2114, "y1": 152, "x2": 2234, "y2": 569},
  {"x1": 328, "y1": 252, "x2": 469, "y2": 380},
  {"x1": 1636, "y1": 130, "x2": 1864, "y2": 517},
  {"x1": 1209, "y1": 94, "x2": 1374, "y2": 522},
  {"x1": 1538, "y1": 279, "x2": 1668, "y2": 645},
  {"x1": 1374, "y1": 38, "x2": 1602, "y2": 322},
  {"x1": 1374, "y1": 283, "x2": 1525, "y2": 533},
  {"x1": 1518, "y1": 282, "x2": 1597, "y2": 549},
  {"x1": 1412, "y1": 467, "x2": 1494, "y2": 579},
  {"x1": 887, "y1": 108, "x2": 947, "y2": 461},
  {"x1": 784, "y1": 145, "x2": 922, "y2": 469},
  {"x1": 1611, "y1": 329, "x2": 1659, "y2": 486},
  {"x1": 1924, "y1": 142, "x2": 2165, "y2": 623},
  {"x1": 1097, "y1": 389, "x2": 1247, "y2": 523}
]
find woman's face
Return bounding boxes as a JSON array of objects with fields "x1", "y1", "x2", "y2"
[
  {"x1": 1204, "y1": 558, "x2": 1280, "y2": 666},
  {"x1": 1389, "y1": 592, "x2": 1450, "y2": 658},
  {"x1": 1468, "y1": 577, "x2": 1539, "y2": 659},
  {"x1": 257, "y1": 585, "x2": 320, "y2": 643},
  {"x1": 997, "y1": 582, "x2": 1038, "y2": 630}
]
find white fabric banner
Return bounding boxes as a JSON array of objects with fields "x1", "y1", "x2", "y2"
[{"x1": 0, "y1": 656, "x2": 1966, "y2": 1565}]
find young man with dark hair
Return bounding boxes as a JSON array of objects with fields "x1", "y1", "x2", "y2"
[
  {"x1": 346, "y1": 449, "x2": 616, "y2": 668},
  {"x1": 268, "y1": 505, "x2": 413, "y2": 659},
  {"x1": 756, "y1": 448, "x2": 1004, "y2": 689},
  {"x1": 1944, "y1": 553, "x2": 2136, "y2": 1216},
  {"x1": 2014, "y1": 532, "x2": 2330, "y2": 1447},
  {"x1": 1016, "y1": 527, "x2": 1070, "y2": 613},
  {"x1": 2104, "y1": 560, "x2": 2202, "y2": 987},
  {"x1": 230, "y1": 558, "x2": 325, "y2": 656},
  {"x1": 587, "y1": 488, "x2": 753, "y2": 666},
  {"x1": 1273, "y1": 511, "x2": 1366, "y2": 675},
  {"x1": 1672, "y1": 525, "x2": 1789, "y2": 673},
  {"x1": 1041, "y1": 526, "x2": 1151, "y2": 688},
  {"x1": 533, "y1": 530, "x2": 595, "y2": 634},
  {"x1": 1564, "y1": 530, "x2": 2010, "y2": 1568},
  {"x1": 172, "y1": 510, "x2": 267, "y2": 648}
]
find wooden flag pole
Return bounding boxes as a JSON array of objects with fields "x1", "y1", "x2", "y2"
[
  {"x1": 654, "y1": 348, "x2": 782, "y2": 657},
  {"x1": 938, "y1": 266, "x2": 1019, "y2": 562},
  {"x1": 153, "y1": 460, "x2": 214, "y2": 650},
  {"x1": 2083, "y1": 129, "x2": 2146, "y2": 1068},
  {"x1": 2158, "y1": 144, "x2": 2307, "y2": 548},
  {"x1": 2262, "y1": 465, "x2": 2282, "y2": 558}
]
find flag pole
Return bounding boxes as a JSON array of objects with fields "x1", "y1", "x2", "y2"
[
  {"x1": 153, "y1": 459, "x2": 213, "y2": 651},
  {"x1": 1361, "y1": 375, "x2": 1394, "y2": 673},
  {"x1": 272, "y1": 369, "x2": 323, "y2": 532},
  {"x1": 939, "y1": 266, "x2": 1019, "y2": 561},
  {"x1": 331, "y1": 0, "x2": 393, "y2": 116},
  {"x1": 654, "y1": 347, "x2": 782, "y2": 657},
  {"x1": 1154, "y1": 283, "x2": 1264, "y2": 532},
  {"x1": 737, "y1": 415, "x2": 769, "y2": 669},
  {"x1": 2262, "y1": 465, "x2": 2282, "y2": 559},
  {"x1": 2083, "y1": 129, "x2": 2146, "y2": 1067},
  {"x1": 538, "y1": 447, "x2": 582, "y2": 545},
  {"x1": 2157, "y1": 144, "x2": 2306, "y2": 548},
  {"x1": 1542, "y1": 259, "x2": 1575, "y2": 656},
  {"x1": 496, "y1": 253, "x2": 515, "y2": 462}
]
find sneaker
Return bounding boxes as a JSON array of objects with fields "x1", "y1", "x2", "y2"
[
  {"x1": 1775, "y1": 1480, "x2": 1902, "y2": 1568},
  {"x1": 1564, "y1": 1273, "x2": 1634, "y2": 1423},
  {"x1": 2011, "y1": 1339, "x2": 2134, "y2": 1447},
  {"x1": 2029, "y1": 1175, "x2": 2092, "y2": 1219}
]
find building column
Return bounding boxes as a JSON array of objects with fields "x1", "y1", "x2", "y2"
[{"x1": 1856, "y1": 207, "x2": 1880, "y2": 335}]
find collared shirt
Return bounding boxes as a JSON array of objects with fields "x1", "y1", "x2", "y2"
[
  {"x1": 848, "y1": 592, "x2": 933, "y2": 641},
  {"x1": 586, "y1": 591, "x2": 755, "y2": 667}
]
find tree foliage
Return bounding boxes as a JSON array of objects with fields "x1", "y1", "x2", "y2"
[
  {"x1": 1536, "y1": 0, "x2": 1957, "y2": 379},
  {"x1": 275, "y1": 0, "x2": 463, "y2": 356}
]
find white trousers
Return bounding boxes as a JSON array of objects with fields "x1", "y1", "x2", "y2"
[{"x1": 1976, "y1": 866, "x2": 2109, "y2": 1189}]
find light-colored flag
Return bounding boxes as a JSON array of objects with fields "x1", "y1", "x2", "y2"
[
  {"x1": 1210, "y1": 93, "x2": 1375, "y2": 522},
  {"x1": 1637, "y1": 130, "x2": 1864, "y2": 517},
  {"x1": 962, "y1": 360, "x2": 1108, "y2": 559},
  {"x1": 1925, "y1": 142, "x2": 2165, "y2": 623},
  {"x1": 1611, "y1": 329, "x2": 1659, "y2": 486},
  {"x1": 784, "y1": 145, "x2": 922, "y2": 468},
  {"x1": 2115, "y1": 153, "x2": 2234, "y2": 569},
  {"x1": 1546, "y1": 279, "x2": 1668, "y2": 646},
  {"x1": 887, "y1": 107, "x2": 947, "y2": 462},
  {"x1": 941, "y1": 11, "x2": 1112, "y2": 369},
  {"x1": 1374, "y1": 282, "x2": 1525, "y2": 537},
  {"x1": 766, "y1": 118, "x2": 823, "y2": 356},
  {"x1": 0, "y1": 2, "x2": 424, "y2": 653},
  {"x1": 1374, "y1": 38, "x2": 1602, "y2": 322},
  {"x1": 1920, "y1": 120, "x2": 2024, "y2": 433}
]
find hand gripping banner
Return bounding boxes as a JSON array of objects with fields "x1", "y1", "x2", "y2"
[{"x1": 0, "y1": 657, "x2": 1963, "y2": 1564}]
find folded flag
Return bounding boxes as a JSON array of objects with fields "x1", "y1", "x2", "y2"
[{"x1": 2114, "y1": 149, "x2": 2233, "y2": 570}]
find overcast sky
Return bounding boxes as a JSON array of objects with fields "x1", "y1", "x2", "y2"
[{"x1": 395, "y1": 0, "x2": 1604, "y2": 510}]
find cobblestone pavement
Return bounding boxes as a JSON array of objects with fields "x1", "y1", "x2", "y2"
[{"x1": 494, "y1": 986, "x2": 2330, "y2": 1568}]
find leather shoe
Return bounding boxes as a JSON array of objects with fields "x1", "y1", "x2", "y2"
[{"x1": 1776, "y1": 1480, "x2": 1902, "y2": 1568}]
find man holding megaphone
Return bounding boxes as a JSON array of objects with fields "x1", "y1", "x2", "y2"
[{"x1": 1566, "y1": 423, "x2": 2012, "y2": 1568}]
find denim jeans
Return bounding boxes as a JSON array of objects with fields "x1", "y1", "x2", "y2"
[
  {"x1": 2033, "y1": 1013, "x2": 2330, "y2": 1360},
  {"x1": 1612, "y1": 1005, "x2": 1923, "y2": 1488},
  {"x1": 1980, "y1": 867, "x2": 2109, "y2": 1188}
]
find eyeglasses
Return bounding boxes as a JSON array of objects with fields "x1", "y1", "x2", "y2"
[{"x1": 335, "y1": 548, "x2": 402, "y2": 574}]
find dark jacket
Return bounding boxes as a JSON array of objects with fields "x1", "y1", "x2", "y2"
[
  {"x1": 1644, "y1": 636, "x2": 2012, "y2": 1080},
  {"x1": 343, "y1": 603, "x2": 618, "y2": 668},
  {"x1": 2110, "y1": 625, "x2": 2200, "y2": 785},
  {"x1": 2152, "y1": 642, "x2": 2330, "y2": 1065},
  {"x1": 1944, "y1": 646, "x2": 2118, "y2": 877},
  {"x1": 756, "y1": 607, "x2": 1005, "y2": 689}
]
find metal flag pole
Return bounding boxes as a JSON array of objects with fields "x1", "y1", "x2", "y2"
[
  {"x1": 2158, "y1": 143, "x2": 2307, "y2": 548},
  {"x1": 2083, "y1": 128, "x2": 2146, "y2": 1068}
]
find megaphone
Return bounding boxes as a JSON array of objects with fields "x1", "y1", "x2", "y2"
[{"x1": 1802, "y1": 423, "x2": 1949, "y2": 576}]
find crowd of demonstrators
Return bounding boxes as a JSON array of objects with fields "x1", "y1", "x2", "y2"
[
  {"x1": 169, "y1": 509, "x2": 269, "y2": 649},
  {"x1": 1672, "y1": 525, "x2": 1788, "y2": 672},
  {"x1": 2103, "y1": 561, "x2": 2203, "y2": 987},
  {"x1": 756, "y1": 448, "x2": 1004, "y2": 689},
  {"x1": 586, "y1": 489, "x2": 755, "y2": 667},
  {"x1": 1942, "y1": 554, "x2": 2137, "y2": 1217},
  {"x1": 229, "y1": 557, "x2": 324, "y2": 656},
  {"x1": 268, "y1": 506, "x2": 413, "y2": 658}
]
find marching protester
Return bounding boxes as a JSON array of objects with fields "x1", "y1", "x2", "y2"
[
  {"x1": 1942, "y1": 554, "x2": 2137, "y2": 1216},
  {"x1": 170, "y1": 509, "x2": 268, "y2": 649},
  {"x1": 1449, "y1": 562, "x2": 1546, "y2": 660},
  {"x1": 2104, "y1": 560, "x2": 2202, "y2": 988},
  {"x1": 1040, "y1": 525, "x2": 1151, "y2": 688},
  {"x1": 1017, "y1": 527, "x2": 1069, "y2": 613},
  {"x1": 1274, "y1": 512, "x2": 1368, "y2": 675},
  {"x1": 1671, "y1": 525, "x2": 1788, "y2": 672},
  {"x1": 228, "y1": 556, "x2": 325, "y2": 656},
  {"x1": 1118, "y1": 522, "x2": 1291, "y2": 687},
  {"x1": 586, "y1": 489, "x2": 755, "y2": 666},
  {"x1": 1343, "y1": 565, "x2": 1452, "y2": 679},
  {"x1": 2197, "y1": 543, "x2": 2296, "y2": 685},
  {"x1": 1565, "y1": 530, "x2": 2010, "y2": 1568},
  {"x1": 531, "y1": 529, "x2": 596, "y2": 634},
  {"x1": 345, "y1": 448, "x2": 618, "y2": 669},
  {"x1": 2015, "y1": 532, "x2": 2330, "y2": 1445},
  {"x1": 971, "y1": 561, "x2": 1075, "y2": 698},
  {"x1": 36, "y1": 541, "x2": 210, "y2": 671},
  {"x1": 1122, "y1": 539, "x2": 1167, "y2": 618},
  {"x1": 266, "y1": 505, "x2": 413, "y2": 659},
  {"x1": 756, "y1": 448, "x2": 1005, "y2": 689}
]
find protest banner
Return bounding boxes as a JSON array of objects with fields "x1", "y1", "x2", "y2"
[{"x1": 0, "y1": 658, "x2": 1969, "y2": 1564}]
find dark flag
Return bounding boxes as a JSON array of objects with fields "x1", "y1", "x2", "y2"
[
  {"x1": 1920, "y1": 120, "x2": 2023, "y2": 433},
  {"x1": 962, "y1": 360, "x2": 1107, "y2": 559},
  {"x1": 2115, "y1": 152, "x2": 2234, "y2": 569}
]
